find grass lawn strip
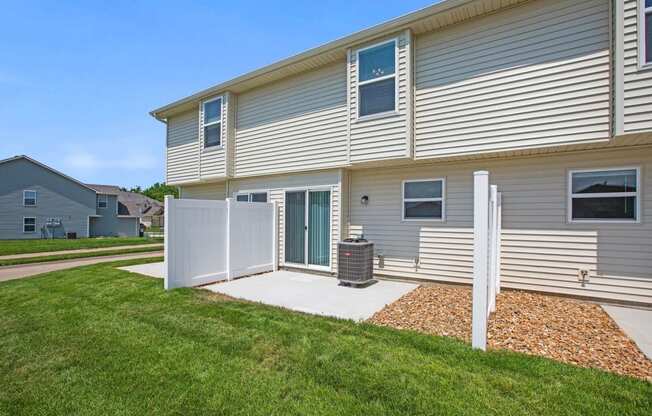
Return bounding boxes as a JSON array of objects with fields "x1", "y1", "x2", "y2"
[
  {"x1": 369, "y1": 284, "x2": 652, "y2": 380},
  {"x1": 0, "y1": 259, "x2": 650, "y2": 415},
  {"x1": 0, "y1": 246, "x2": 163, "y2": 267},
  {"x1": 0, "y1": 237, "x2": 162, "y2": 256}
]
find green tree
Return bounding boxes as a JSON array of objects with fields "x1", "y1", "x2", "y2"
[{"x1": 140, "y1": 182, "x2": 178, "y2": 202}]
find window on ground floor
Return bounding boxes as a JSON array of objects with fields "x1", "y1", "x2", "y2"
[
  {"x1": 402, "y1": 179, "x2": 445, "y2": 221},
  {"x1": 568, "y1": 167, "x2": 640, "y2": 222},
  {"x1": 23, "y1": 217, "x2": 36, "y2": 233},
  {"x1": 235, "y1": 192, "x2": 268, "y2": 203}
]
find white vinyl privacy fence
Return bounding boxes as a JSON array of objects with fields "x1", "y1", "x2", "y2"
[
  {"x1": 472, "y1": 171, "x2": 503, "y2": 350},
  {"x1": 164, "y1": 196, "x2": 277, "y2": 290}
]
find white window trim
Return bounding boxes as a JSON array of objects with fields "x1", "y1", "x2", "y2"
[
  {"x1": 639, "y1": 0, "x2": 652, "y2": 69},
  {"x1": 202, "y1": 96, "x2": 223, "y2": 149},
  {"x1": 23, "y1": 190, "x2": 37, "y2": 207},
  {"x1": 402, "y1": 178, "x2": 446, "y2": 222},
  {"x1": 97, "y1": 194, "x2": 108, "y2": 209},
  {"x1": 282, "y1": 186, "x2": 334, "y2": 273},
  {"x1": 355, "y1": 38, "x2": 399, "y2": 120},
  {"x1": 567, "y1": 166, "x2": 641, "y2": 224},
  {"x1": 233, "y1": 189, "x2": 270, "y2": 203},
  {"x1": 23, "y1": 216, "x2": 36, "y2": 233}
]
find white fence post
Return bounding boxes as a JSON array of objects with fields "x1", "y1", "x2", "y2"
[
  {"x1": 163, "y1": 195, "x2": 172, "y2": 290},
  {"x1": 496, "y1": 192, "x2": 502, "y2": 294},
  {"x1": 488, "y1": 185, "x2": 498, "y2": 314},
  {"x1": 226, "y1": 198, "x2": 233, "y2": 281},
  {"x1": 272, "y1": 201, "x2": 279, "y2": 271},
  {"x1": 472, "y1": 171, "x2": 489, "y2": 350}
]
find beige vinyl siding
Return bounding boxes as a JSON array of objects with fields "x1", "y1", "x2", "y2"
[
  {"x1": 623, "y1": 0, "x2": 652, "y2": 132},
  {"x1": 228, "y1": 170, "x2": 342, "y2": 272},
  {"x1": 234, "y1": 63, "x2": 348, "y2": 177},
  {"x1": 166, "y1": 110, "x2": 199, "y2": 185},
  {"x1": 414, "y1": 0, "x2": 612, "y2": 159},
  {"x1": 199, "y1": 95, "x2": 228, "y2": 178},
  {"x1": 179, "y1": 182, "x2": 227, "y2": 200},
  {"x1": 348, "y1": 146, "x2": 652, "y2": 305},
  {"x1": 349, "y1": 32, "x2": 410, "y2": 163}
]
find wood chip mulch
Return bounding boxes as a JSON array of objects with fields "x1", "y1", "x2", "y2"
[{"x1": 368, "y1": 284, "x2": 652, "y2": 381}]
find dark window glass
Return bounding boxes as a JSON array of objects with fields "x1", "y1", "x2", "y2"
[
  {"x1": 405, "y1": 181, "x2": 442, "y2": 199},
  {"x1": 236, "y1": 194, "x2": 249, "y2": 202},
  {"x1": 646, "y1": 0, "x2": 652, "y2": 9},
  {"x1": 204, "y1": 124, "x2": 221, "y2": 147},
  {"x1": 646, "y1": 12, "x2": 651, "y2": 64},
  {"x1": 251, "y1": 193, "x2": 267, "y2": 203},
  {"x1": 359, "y1": 78, "x2": 395, "y2": 117},
  {"x1": 404, "y1": 201, "x2": 442, "y2": 219},
  {"x1": 24, "y1": 217, "x2": 36, "y2": 232},
  {"x1": 572, "y1": 197, "x2": 636, "y2": 220},
  {"x1": 572, "y1": 170, "x2": 637, "y2": 194},
  {"x1": 24, "y1": 191, "x2": 36, "y2": 206},
  {"x1": 204, "y1": 99, "x2": 221, "y2": 124},
  {"x1": 359, "y1": 42, "x2": 395, "y2": 82}
]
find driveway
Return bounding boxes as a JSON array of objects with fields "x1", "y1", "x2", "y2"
[
  {"x1": 0, "y1": 251, "x2": 163, "y2": 282},
  {"x1": 602, "y1": 305, "x2": 652, "y2": 360},
  {"x1": 204, "y1": 270, "x2": 417, "y2": 321}
]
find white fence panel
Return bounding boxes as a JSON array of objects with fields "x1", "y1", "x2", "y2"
[
  {"x1": 472, "y1": 172, "x2": 502, "y2": 351},
  {"x1": 228, "y1": 200, "x2": 276, "y2": 279},
  {"x1": 164, "y1": 196, "x2": 277, "y2": 290},
  {"x1": 164, "y1": 198, "x2": 228, "y2": 289}
]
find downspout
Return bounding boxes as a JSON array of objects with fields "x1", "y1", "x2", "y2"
[{"x1": 613, "y1": 0, "x2": 625, "y2": 137}]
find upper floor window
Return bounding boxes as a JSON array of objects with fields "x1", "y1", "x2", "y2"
[
  {"x1": 357, "y1": 40, "x2": 396, "y2": 118},
  {"x1": 97, "y1": 194, "x2": 108, "y2": 209},
  {"x1": 402, "y1": 179, "x2": 445, "y2": 221},
  {"x1": 642, "y1": 0, "x2": 652, "y2": 66},
  {"x1": 203, "y1": 97, "x2": 222, "y2": 148},
  {"x1": 568, "y1": 168, "x2": 640, "y2": 222},
  {"x1": 236, "y1": 192, "x2": 268, "y2": 203},
  {"x1": 23, "y1": 190, "x2": 37, "y2": 206}
]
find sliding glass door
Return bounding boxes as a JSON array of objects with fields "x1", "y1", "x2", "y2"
[{"x1": 285, "y1": 189, "x2": 331, "y2": 269}]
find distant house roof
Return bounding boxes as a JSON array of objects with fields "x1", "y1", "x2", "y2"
[
  {"x1": 86, "y1": 184, "x2": 164, "y2": 217},
  {"x1": 0, "y1": 155, "x2": 98, "y2": 193}
]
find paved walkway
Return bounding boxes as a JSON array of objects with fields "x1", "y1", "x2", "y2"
[
  {"x1": 602, "y1": 305, "x2": 652, "y2": 360},
  {"x1": 119, "y1": 262, "x2": 164, "y2": 278},
  {"x1": 0, "y1": 251, "x2": 163, "y2": 282},
  {"x1": 0, "y1": 243, "x2": 163, "y2": 260},
  {"x1": 205, "y1": 270, "x2": 417, "y2": 321}
]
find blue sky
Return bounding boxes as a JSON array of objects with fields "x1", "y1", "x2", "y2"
[{"x1": 0, "y1": 0, "x2": 435, "y2": 188}]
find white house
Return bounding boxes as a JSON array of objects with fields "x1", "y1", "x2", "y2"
[{"x1": 151, "y1": 0, "x2": 652, "y2": 306}]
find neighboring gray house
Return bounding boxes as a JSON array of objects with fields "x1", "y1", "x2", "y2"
[
  {"x1": 85, "y1": 184, "x2": 163, "y2": 230},
  {"x1": 0, "y1": 155, "x2": 139, "y2": 239}
]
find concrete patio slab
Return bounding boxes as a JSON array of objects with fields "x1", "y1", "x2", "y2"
[
  {"x1": 204, "y1": 270, "x2": 417, "y2": 321},
  {"x1": 118, "y1": 262, "x2": 164, "y2": 278},
  {"x1": 602, "y1": 305, "x2": 652, "y2": 360}
]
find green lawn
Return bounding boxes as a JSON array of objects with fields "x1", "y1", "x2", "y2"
[
  {"x1": 0, "y1": 237, "x2": 162, "y2": 256},
  {"x1": 0, "y1": 246, "x2": 163, "y2": 266},
  {"x1": 0, "y1": 260, "x2": 650, "y2": 416}
]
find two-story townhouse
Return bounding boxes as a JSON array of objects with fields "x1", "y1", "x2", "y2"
[{"x1": 151, "y1": 0, "x2": 652, "y2": 306}]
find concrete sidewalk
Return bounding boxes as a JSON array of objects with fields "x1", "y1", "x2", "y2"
[
  {"x1": 0, "y1": 251, "x2": 163, "y2": 282},
  {"x1": 602, "y1": 305, "x2": 652, "y2": 360},
  {"x1": 0, "y1": 243, "x2": 163, "y2": 260}
]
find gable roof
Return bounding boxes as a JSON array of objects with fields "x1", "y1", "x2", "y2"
[
  {"x1": 0, "y1": 155, "x2": 98, "y2": 193},
  {"x1": 86, "y1": 184, "x2": 164, "y2": 217},
  {"x1": 150, "y1": 0, "x2": 529, "y2": 120}
]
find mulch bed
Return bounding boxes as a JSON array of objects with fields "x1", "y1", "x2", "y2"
[{"x1": 368, "y1": 284, "x2": 652, "y2": 381}]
